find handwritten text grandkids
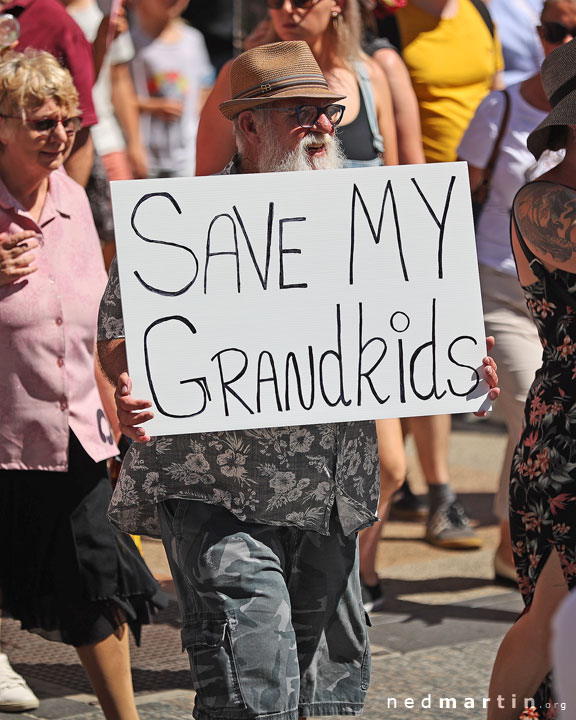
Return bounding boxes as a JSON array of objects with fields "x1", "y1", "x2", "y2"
[{"x1": 111, "y1": 162, "x2": 489, "y2": 436}]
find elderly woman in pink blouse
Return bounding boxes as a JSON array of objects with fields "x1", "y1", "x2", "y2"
[{"x1": 0, "y1": 50, "x2": 163, "y2": 719}]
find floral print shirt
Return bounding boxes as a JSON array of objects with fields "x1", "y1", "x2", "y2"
[{"x1": 97, "y1": 160, "x2": 379, "y2": 538}]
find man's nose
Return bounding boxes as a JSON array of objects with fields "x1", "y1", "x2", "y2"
[{"x1": 314, "y1": 111, "x2": 335, "y2": 134}]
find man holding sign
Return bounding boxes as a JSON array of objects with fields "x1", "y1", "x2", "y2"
[{"x1": 98, "y1": 41, "x2": 499, "y2": 720}]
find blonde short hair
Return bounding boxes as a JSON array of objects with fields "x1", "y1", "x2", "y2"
[{"x1": 0, "y1": 48, "x2": 80, "y2": 119}]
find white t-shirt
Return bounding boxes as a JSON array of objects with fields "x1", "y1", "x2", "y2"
[
  {"x1": 490, "y1": 0, "x2": 544, "y2": 87},
  {"x1": 69, "y1": 1, "x2": 135, "y2": 157},
  {"x1": 458, "y1": 82, "x2": 559, "y2": 276},
  {"x1": 130, "y1": 21, "x2": 214, "y2": 176}
]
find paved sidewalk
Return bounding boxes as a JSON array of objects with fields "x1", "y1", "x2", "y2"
[{"x1": 1, "y1": 416, "x2": 522, "y2": 720}]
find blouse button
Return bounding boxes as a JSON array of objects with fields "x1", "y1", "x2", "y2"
[
  {"x1": 55, "y1": 317, "x2": 63, "y2": 326},
  {"x1": 57, "y1": 357, "x2": 64, "y2": 367},
  {"x1": 59, "y1": 399, "x2": 68, "y2": 411}
]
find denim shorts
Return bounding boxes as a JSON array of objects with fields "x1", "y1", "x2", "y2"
[{"x1": 157, "y1": 499, "x2": 371, "y2": 720}]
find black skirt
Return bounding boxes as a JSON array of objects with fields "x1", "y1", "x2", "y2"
[{"x1": 0, "y1": 432, "x2": 166, "y2": 647}]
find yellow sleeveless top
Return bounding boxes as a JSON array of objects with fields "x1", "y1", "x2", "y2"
[{"x1": 397, "y1": 0, "x2": 504, "y2": 163}]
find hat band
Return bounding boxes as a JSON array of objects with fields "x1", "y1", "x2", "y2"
[
  {"x1": 233, "y1": 73, "x2": 329, "y2": 101},
  {"x1": 549, "y1": 73, "x2": 576, "y2": 108}
]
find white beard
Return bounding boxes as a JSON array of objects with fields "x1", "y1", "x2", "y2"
[{"x1": 256, "y1": 128, "x2": 346, "y2": 173}]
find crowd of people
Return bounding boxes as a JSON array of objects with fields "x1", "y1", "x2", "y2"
[{"x1": 0, "y1": 0, "x2": 574, "y2": 719}]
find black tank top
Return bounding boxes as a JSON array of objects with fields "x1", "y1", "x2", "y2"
[{"x1": 337, "y1": 88, "x2": 379, "y2": 162}]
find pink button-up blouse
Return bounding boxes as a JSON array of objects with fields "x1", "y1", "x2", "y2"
[{"x1": 0, "y1": 168, "x2": 118, "y2": 470}]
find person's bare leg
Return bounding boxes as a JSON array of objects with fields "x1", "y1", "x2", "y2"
[
  {"x1": 486, "y1": 549, "x2": 568, "y2": 720},
  {"x1": 359, "y1": 418, "x2": 406, "y2": 586},
  {"x1": 76, "y1": 624, "x2": 139, "y2": 720},
  {"x1": 409, "y1": 414, "x2": 451, "y2": 486}
]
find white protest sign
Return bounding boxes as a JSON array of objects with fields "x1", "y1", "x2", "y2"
[{"x1": 111, "y1": 161, "x2": 489, "y2": 437}]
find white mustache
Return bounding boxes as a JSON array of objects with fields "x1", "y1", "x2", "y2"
[{"x1": 299, "y1": 132, "x2": 333, "y2": 149}]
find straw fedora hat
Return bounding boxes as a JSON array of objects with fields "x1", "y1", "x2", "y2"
[
  {"x1": 219, "y1": 41, "x2": 346, "y2": 121},
  {"x1": 528, "y1": 38, "x2": 576, "y2": 159}
]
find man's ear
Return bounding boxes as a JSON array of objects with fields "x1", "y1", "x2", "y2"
[{"x1": 235, "y1": 110, "x2": 262, "y2": 147}]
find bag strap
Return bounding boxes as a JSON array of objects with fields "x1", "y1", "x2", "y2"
[
  {"x1": 353, "y1": 59, "x2": 385, "y2": 155},
  {"x1": 479, "y1": 89, "x2": 511, "y2": 194},
  {"x1": 469, "y1": 0, "x2": 495, "y2": 37}
]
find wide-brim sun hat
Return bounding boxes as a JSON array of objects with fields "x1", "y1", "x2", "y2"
[
  {"x1": 219, "y1": 41, "x2": 346, "y2": 121},
  {"x1": 527, "y1": 38, "x2": 576, "y2": 159}
]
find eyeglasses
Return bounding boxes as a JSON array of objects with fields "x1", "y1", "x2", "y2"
[
  {"x1": 265, "y1": 0, "x2": 316, "y2": 9},
  {"x1": 0, "y1": 114, "x2": 82, "y2": 136},
  {"x1": 539, "y1": 21, "x2": 576, "y2": 43},
  {"x1": 258, "y1": 103, "x2": 345, "y2": 128}
]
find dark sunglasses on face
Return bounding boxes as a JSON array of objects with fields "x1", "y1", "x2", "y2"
[
  {"x1": 539, "y1": 21, "x2": 576, "y2": 43},
  {"x1": 0, "y1": 114, "x2": 83, "y2": 135},
  {"x1": 265, "y1": 0, "x2": 315, "y2": 9},
  {"x1": 258, "y1": 103, "x2": 345, "y2": 128}
]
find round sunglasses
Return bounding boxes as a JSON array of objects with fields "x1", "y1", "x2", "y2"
[
  {"x1": 256, "y1": 103, "x2": 345, "y2": 128},
  {"x1": 0, "y1": 114, "x2": 82, "y2": 136}
]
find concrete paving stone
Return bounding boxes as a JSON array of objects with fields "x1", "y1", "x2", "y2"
[
  {"x1": 131, "y1": 701, "x2": 196, "y2": 719},
  {"x1": 368, "y1": 612, "x2": 413, "y2": 626},
  {"x1": 145, "y1": 694, "x2": 194, "y2": 712},
  {"x1": 130, "y1": 668, "x2": 192, "y2": 693},
  {"x1": 369, "y1": 644, "x2": 402, "y2": 658},
  {"x1": 370, "y1": 596, "x2": 519, "y2": 653},
  {"x1": 27, "y1": 698, "x2": 102, "y2": 720},
  {"x1": 368, "y1": 591, "x2": 521, "y2": 653},
  {"x1": 365, "y1": 638, "x2": 502, "y2": 719},
  {"x1": 378, "y1": 553, "x2": 511, "y2": 593},
  {"x1": 136, "y1": 690, "x2": 195, "y2": 714},
  {"x1": 130, "y1": 661, "x2": 184, "y2": 675},
  {"x1": 0, "y1": 700, "x2": 104, "y2": 720},
  {"x1": 11, "y1": 663, "x2": 92, "y2": 697}
]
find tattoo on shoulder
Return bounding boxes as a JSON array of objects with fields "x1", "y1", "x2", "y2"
[{"x1": 515, "y1": 184, "x2": 576, "y2": 263}]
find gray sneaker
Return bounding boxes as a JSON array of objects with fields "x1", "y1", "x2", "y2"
[
  {"x1": 425, "y1": 500, "x2": 482, "y2": 549},
  {"x1": 0, "y1": 653, "x2": 39, "y2": 713}
]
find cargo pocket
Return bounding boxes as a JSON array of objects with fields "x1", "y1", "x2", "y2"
[{"x1": 181, "y1": 614, "x2": 247, "y2": 711}]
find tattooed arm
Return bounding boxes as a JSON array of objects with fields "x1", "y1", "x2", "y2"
[{"x1": 513, "y1": 181, "x2": 576, "y2": 275}]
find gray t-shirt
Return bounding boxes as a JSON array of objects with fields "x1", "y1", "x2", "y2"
[{"x1": 130, "y1": 21, "x2": 214, "y2": 176}]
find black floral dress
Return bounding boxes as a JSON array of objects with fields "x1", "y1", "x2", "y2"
[{"x1": 510, "y1": 192, "x2": 576, "y2": 719}]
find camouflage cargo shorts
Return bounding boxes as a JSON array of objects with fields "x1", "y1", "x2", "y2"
[{"x1": 157, "y1": 499, "x2": 371, "y2": 720}]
